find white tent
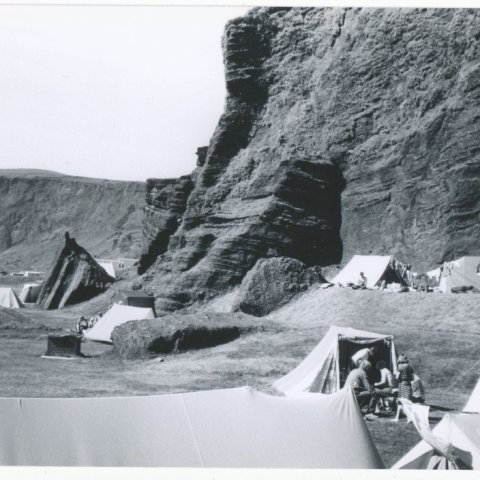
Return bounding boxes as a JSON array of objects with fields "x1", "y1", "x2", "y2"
[
  {"x1": 18, "y1": 283, "x2": 42, "y2": 303},
  {"x1": 332, "y1": 255, "x2": 409, "y2": 288},
  {"x1": 0, "y1": 386, "x2": 384, "y2": 468},
  {"x1": 0, "y1": 288, "x2": 23, "y2": 309},
  {"x1": 393, "y1": 378, "x2": 480, "y2": 469},
  {"x1": 273, "y1": 326, "x2": 398, "y2": 396},
  {"x1": 98, "y1": 261, "x2": 116, "y2": 279},
  {"x1": 439, "y1": 256, "x2": 480, "y2": 293},
  {"x1": 83, "y1": 304, "x2": 154, "y2": 343}
]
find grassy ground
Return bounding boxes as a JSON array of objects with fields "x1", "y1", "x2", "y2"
[{"x1": 0, "y1": 285, "x2": 478, "y2": 467}]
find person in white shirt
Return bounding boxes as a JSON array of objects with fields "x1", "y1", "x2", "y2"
[
  {"x1": 374, "y1": 360, "x2": 396, "y2": 393},
  {"x1": 351, "y1": 345, "x2": 379, "y2": 368}
]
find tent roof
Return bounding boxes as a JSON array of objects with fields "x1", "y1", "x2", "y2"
[
  {"x1": 98, "y1": 262, "x2": 116, "y2": 279},
  {"x1": 332, "y1": 255, "x2": 395, "y2": 288},
  {"x1": 0, "y1": 386, "x2": 383, "y2": 468},
  {"x1": 393, "y1": 377, "x2": 480, "y2": 469},
  {"x1": 84, "y1": 303, "x2": 154, "y2": 343},
  {"x1": 0, "y1": 288, "x2": 23, "y2": 309},
  {"x1": 273, "y1": 325, "x2": 394, "y2": 396}
]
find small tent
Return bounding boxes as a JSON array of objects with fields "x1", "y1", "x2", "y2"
[
  {"x1": 83, "y1": 304, "x2": 154, "y2": 343},
  {"x1": 332, "y1": 255, "x2": 410, "y2": 288},
  {"x1": 392, "y1": 378, "x2": 480, "y2": 469},
  {"x1": 116, "y1": 290, "x2": 156, "y2": 316},
  {"x1": 273, "y1": 326, "x2": 397, "y2": 396},
  {"x1": 439, "y1": 256, "x2": 480, "y2": 293},
  {"x1": 0, "y1": 386, "x2": 383, "y2": 468},
  {"x1": 19, "y1": 283, "x2": 42, "y2": 303},
  {"x1": 0, "y1": 288, "x2": 23, "y2": 309},
  {"x1": 98, "y1": 262, "x2": 116, "y2": 279}
]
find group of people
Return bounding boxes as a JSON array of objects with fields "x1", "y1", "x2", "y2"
[{"x1": 345, "y1": 346, "x2": 425, "y2": 420}]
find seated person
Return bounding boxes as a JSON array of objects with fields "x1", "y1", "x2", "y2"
[
  {"x1": 76, "y1": 316, "x2": 89, "y2": 334},
  {"x1": 351, "y1": 272, "x2": 368, "y2": 290},
  {"x1": 374, "y1": 360, "x2": 396, "y2": 393},
  {"x1": 345, "y1": 360, "x2": 379, "y2": 417},
  {"x1": 411, "y1": 373, "x2": 425, "y2": 404}
]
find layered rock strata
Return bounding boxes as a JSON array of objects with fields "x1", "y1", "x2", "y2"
[
  {"x1": 143, "y1": 7, "x2": 480, "y2": 312},
  {"x1": 37, "y1": 233, "x2": 115, "y2": 309}
]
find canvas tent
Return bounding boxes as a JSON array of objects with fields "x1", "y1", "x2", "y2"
[
  {"x1": 83, "y1": 303, "x2": 154, "y2": 343},
  {"x1": 0, "y1": 288, "x2": 23, "y2": 309},
  {"x1": 98, "y1": 261, "x2": 116, "y2": 279},
  {"x1": 393, "y1": 378, "x2": 480, "y2": 469},
  {"x1": 332, "y1": 255, "x2": 410, "y2": 288},
  {"x1": 19, "y1": 283, "x2": 42, "y2": 303},
  {"x1": 273, "y1": 326, "x2": 398, "y2": 395},
  {"x1": 116, "y1": 289, "x2": 156, "y2": 316},
  {"x1": 439, "y1": 256, "x2": 480, "y2": 293},
  {"x1": 0, "y1": 386, "x2": 383, "y2": 468}
]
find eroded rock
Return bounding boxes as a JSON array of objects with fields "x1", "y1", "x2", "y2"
[
  {"x1": 37, "y1": 233, "x2": 115, "y2": 309},
  {"x1": 234, "y1": 257, "x2": 326, "y2": 316}
]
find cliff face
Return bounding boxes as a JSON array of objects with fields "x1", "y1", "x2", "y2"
[
  {"x1": 143, "y1": 7, "x2": 480, "y2": 311},
  {"x1": 0, "y1": 170, "x2": 145, "y2": 270}
]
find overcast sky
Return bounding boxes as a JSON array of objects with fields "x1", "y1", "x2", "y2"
[{"x1": 0, "y1": 6, "x2": 249, "y2": 181}]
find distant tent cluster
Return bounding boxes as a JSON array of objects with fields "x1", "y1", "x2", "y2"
[{"x1": 332, "y1": 254, "x2": 480, "y2": 294}]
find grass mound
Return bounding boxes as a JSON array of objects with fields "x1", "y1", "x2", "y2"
[
  {"x1": 112, "y1": 312, "x2": 278, "y2": 359},
  {"x1": 0, "y1": 306, "x2": 31, "y2": 327}
]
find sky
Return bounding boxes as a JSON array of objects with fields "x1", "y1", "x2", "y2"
[{"x1": 0, "y1": 6, "x2": 249, "y2": 181}]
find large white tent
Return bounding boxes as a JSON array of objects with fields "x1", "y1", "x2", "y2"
[
  {"x1": 0, "y1": 288, "x2": 23, "y2": 309},
  {"x1": 0, "y1": 386, "x2": 384, "y2": 468},
  {"x1": 439, "y1": 256, "x2": 480, "y2": 293},
  {"x1": 83, "y1": 303, "x2": 154, "y2": 343},
  {"x1": 273, "y1": 326, "x2": 398, "y2": 395},
  {"x1": 393, "y1": 378, "x2": 480, "y2": 469},
  {"x1": 18, "y1": 283, "x2": 42, "y2": 303},
  {"x1": 332, "y1": 255, "x2": 409, "y2": 288}
]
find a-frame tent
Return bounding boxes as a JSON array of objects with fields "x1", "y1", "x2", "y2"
[
  {"x1": 0, "y1": 386, "x2": 384, "y2": 468},
  {"x1": 439, "y1": 256, "x2": 480, "y2": 293},
  {"x1": 83, "y1": 303, "x2": 155, "y2": 343},
  {"x1": 19, "y1": 283, "x2": 42, "y2": 303},
  {"x1": 392, "y1": 378, "x2": 480, "y2": 469},
  {"x1": 332, "y1": 255, "x2": 409, "y2": 288},
  {"x1": 0, "y1": 288, "x2": 23, "y2": 309},
  {"x1": 273, "y1": 326, "x2": 398, "y2": 396}
]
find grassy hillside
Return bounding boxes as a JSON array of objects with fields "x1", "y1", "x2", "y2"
[{"x1": 0, "y1": 286, "x2": 478, "y2": 466}]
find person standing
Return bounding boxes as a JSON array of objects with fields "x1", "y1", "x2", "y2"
[{"x1": 396, "y1": 354, "x2": 414, "y2": 400}]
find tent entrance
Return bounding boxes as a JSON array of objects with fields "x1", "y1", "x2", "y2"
[{"x1": 338, "y1": 336, "x2": 393, "y2": 388}]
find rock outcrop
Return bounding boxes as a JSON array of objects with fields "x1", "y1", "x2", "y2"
[
  {"x1": 234, "y1": 257, "x2": 326, "y2": 317},
  {"x1": 0, "y1": 169, "x2": 144, "y2": 271},
  {"x1": 137, "y1": 176, "x2": 194, "y2": 274},
  {"x1": 111, "y1": 311, "x2": 270, "y2": 359},
  {"x1": 37, "y1": 233, "x2": 115, "y2": 309},
  {"x1": 142, "y1": 7, "x2": 480, "y2": 312}
]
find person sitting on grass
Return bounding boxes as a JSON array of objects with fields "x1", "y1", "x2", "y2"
[
  {"x1": 345, "y1": 360, "x2": 379, "y2": 419},
  {"x1": 411, "y1": 373, "x2": 425, "y2": 404},
  {"x1": 351, "y1": 272, "x2": 368, "y2": 290}
]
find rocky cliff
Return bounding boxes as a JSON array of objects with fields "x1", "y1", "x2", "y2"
[
  {"x1": 0, "y1": 170, "x2": 144, "y2": 271},
  {"x1": 142, "y1": 7, "x2": 480, "y2": 311}
]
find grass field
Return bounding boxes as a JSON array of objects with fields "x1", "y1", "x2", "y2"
[{"x1": 0, "y1": 285, "x2": 478, "y2": 467}]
